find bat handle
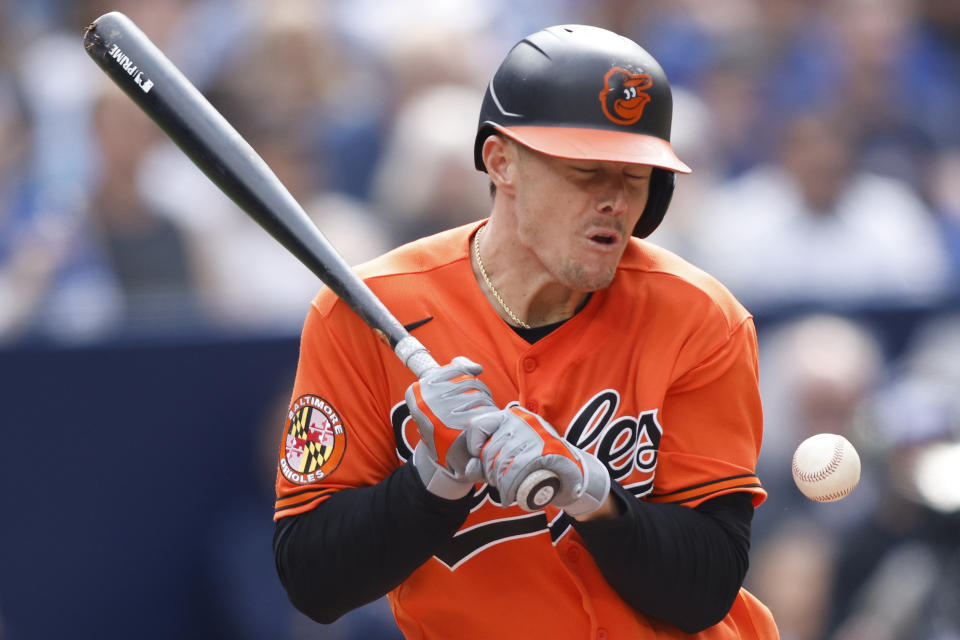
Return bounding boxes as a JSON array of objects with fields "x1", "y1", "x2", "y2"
[
  {"x1": 394, "y1": 336, "x2": 440, "y2": 378},
  {"x1": 516, "y1": 469, "x2": 561, "y2": 511}
]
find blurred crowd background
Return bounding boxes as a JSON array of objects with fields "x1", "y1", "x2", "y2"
[{"x1": 1, "y1": 0, "x2": 959, "y2": 639}]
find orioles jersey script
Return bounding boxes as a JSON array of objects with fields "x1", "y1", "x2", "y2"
[{"x1": 275, "y1": 221, "x2": 778, "y2": 640}]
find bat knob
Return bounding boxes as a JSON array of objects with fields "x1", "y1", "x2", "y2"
[{"x1": 516, "y1": 469, "x2": 560, "y2": 511}]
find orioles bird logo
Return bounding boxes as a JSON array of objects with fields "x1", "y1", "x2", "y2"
[{"x1": 599, "y1": 67, "x2": 653, "y2": 126}]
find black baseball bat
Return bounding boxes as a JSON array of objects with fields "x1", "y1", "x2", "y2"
[{"x1": 82, "y1": 11, "x2": 560, "y2": 511}]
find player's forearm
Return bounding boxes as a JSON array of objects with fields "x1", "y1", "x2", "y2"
[
  {"x1": 273, "y1": 461, "x2": 473, "y2": 624},
  {"x1": 572, "y1": 486, "x2": 753, "y2": 634}
]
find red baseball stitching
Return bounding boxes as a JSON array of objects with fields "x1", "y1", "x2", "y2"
[
  {"x1": 792, "y1": 438, "x2": 845, "y2": 484},
  {"x1": 808, "y1": 486, "x2": 854, "y2": 502}
]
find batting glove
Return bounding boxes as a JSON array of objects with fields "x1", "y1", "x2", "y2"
[
  {"x1": 467, "y1": 407, "x2": 611, "y2": 517},
  {"x1": 405, "y1": 357, "x2": 498, "y2": 500}
]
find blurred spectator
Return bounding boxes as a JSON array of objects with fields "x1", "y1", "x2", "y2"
[
  {"x1": 1, "y1": 0, "x2": 225, "y2": 343},
  {"x1": 827, "y1": 0, "x2": 960, "y2": 181},
  {"x1": 0, "y1": 72, "x2": 120, "y2": 343},
  {"x1": 332, "y1": 0, "x2": 498, "y2": 95},
  {"x1": 753, "y1": 314, "x2": 885, "y2": 535},
  {"x1": 755, "y1": 0, "x2": 960, "y2": 193},
  {"x1": 922, "y1": 0, "x2": 960, "y2": 57},
  {"x1": 216, "y1": 0, "x2": 390, "y2": 200},
  {"x1": 86, "y1": 86, "x2": 199, "y2": 333},
  {"x1": 649, "y1": 88, "x2": 723, "y2": 256},
  {"x1": 747, "y1": 314, "x2": 886, "y2": 640},
  {"x1": 898, "y1": 311, "x2": 960, "y2": 392},
  {"x1": 823, "y1": 332, "x2": 960, "y2": 639},
  {"x1": 691, "y1": 48, "x2": 770, "y2": 178},
  {"x1": 748, "y1": 517, "x2": 836, "y2": 640},
  {"x1": 626, "y1": 0, "x2": 827, "y2": 177},
  {"x1": 132, "y1": 4, "x2": 392, "y2": 333},
  {"x1": 926, "y1": 147, "x2": 960, "y2": 286},
  {"x1": 691, "y1": 110, "x2": 950, "y2": 311},
  {"x1": 139, "y1": 143, "x2": 391, "y2": 333},
  {"x1": 369, "y1": 84, "x2": 490, "y2": 243},
  {"x1": 0, "y1": 75, "x2": 44, "y2": 336}
]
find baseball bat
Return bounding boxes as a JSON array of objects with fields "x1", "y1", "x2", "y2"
[{"x1": 81, "y1": 11, "x2": 558, "y2": 512}]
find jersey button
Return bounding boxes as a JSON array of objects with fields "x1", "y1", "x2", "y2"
[
  {"x1": 525, "y1": 400, "x2": 539, "y2": 413},
  {"x1": 566, "y1": 546, "x2": 580, "y2": 563},
  {"x1": 522, "y1": 357, "x2": 537, "y2": 372},
  {"x1": 597, "y1": 628, "x2": 608, "y2": 640}
]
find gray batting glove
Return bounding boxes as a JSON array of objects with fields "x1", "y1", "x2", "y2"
[
  {"x1": 467, "y1": 407, "x2": 611, "y2": 516},
  {"x1": 405, "y1": 357, "x2": 498, "y2": 500}
]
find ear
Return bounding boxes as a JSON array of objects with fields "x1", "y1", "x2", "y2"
[{"x1": 482, "y1": 135, "x2": 518, "y2": 196}]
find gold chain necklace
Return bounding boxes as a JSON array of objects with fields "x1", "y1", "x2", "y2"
[{"x1": 474, "y1": 225, "x2": 531, "y2": 329}]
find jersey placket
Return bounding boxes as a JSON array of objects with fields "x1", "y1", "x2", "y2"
[
  {"x1": 514, "y1": 344, "x2": 600, "y2": 635},
  {"x1": 516, "y1": 352, "x2": 540, "y2": 412}
]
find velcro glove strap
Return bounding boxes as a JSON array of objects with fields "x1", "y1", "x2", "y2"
[
  {"x1": 413, "y1": 441, "x2": 477, "y2": 500},
  {"x1": 560, "y1": 451, "x2": 611, "y2": 518}
]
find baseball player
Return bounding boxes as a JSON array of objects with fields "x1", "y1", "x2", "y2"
[{"x1": 274, "y1": 25, "x2": 779, "y2": 639}]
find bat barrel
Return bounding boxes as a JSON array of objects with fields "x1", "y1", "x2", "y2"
[{"x1": 83, "y1": 12, "x2": 411, "y2": 349}]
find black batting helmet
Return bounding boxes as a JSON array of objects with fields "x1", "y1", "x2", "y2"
[{"x1": 474, "y1": 25, "x2": 690, "y2": 238}]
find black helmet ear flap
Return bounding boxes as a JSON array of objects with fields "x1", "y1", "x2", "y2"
[{"x1": 633, "y1": 168, "x2": 675, "y2": 238}]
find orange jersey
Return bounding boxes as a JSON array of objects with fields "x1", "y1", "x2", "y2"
[{"x1": 275, "y1": 221, "x2": 778, "y2": 639}]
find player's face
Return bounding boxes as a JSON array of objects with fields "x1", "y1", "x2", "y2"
[{"x1": 512, "y1": 146, "x2": 651, "y2": 291}]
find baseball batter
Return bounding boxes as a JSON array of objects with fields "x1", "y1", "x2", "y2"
[{"x1": 274, "y1": 25, "x2": 779, "y2": 639}]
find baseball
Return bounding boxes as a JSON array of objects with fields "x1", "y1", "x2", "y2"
[{"x1": 791, "y1": 433, "x2": 861, "y2": 502}]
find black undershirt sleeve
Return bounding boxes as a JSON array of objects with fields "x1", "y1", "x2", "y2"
[
  {"x1": 273, "y1": 461, "x2": 472, "y2": 624},
  {"x1": 572, "y1": 484, "x2": 755, "y2": 634}
]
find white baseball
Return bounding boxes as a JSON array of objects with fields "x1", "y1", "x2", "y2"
[{"x1": 791, "y1": 433, "x2": 861, "y2": 502}]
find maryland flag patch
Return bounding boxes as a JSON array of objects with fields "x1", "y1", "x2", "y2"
[{"x1": 280, "y1": 394, "x2": 347, "y2": 485}]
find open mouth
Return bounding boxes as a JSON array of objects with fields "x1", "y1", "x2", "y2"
[{"x1": 589, "y1": 233, "x2": 617, "y2": 245}]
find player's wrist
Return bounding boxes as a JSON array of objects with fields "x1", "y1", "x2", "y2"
[
  {"x1": 412, "y1": 441, "x2": 477, "y2": 501},
  {"x1": 562, "y1": 451, "x2": 611, "y2": 518},
  {"x1": 571, "y1": 492, "x2": 620, "y2": 521}
]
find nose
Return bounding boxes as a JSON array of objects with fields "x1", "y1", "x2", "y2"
[{"x1": 595, "y1": 174, "x2": 629, "y2": 217}]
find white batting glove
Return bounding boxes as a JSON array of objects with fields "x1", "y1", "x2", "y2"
[
  {"x1": 405, "y1": 357, "x2": 497, "y2": 499},
  {"x1": 467, "y1": 407, "x2": 611, "y2": 516}
]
